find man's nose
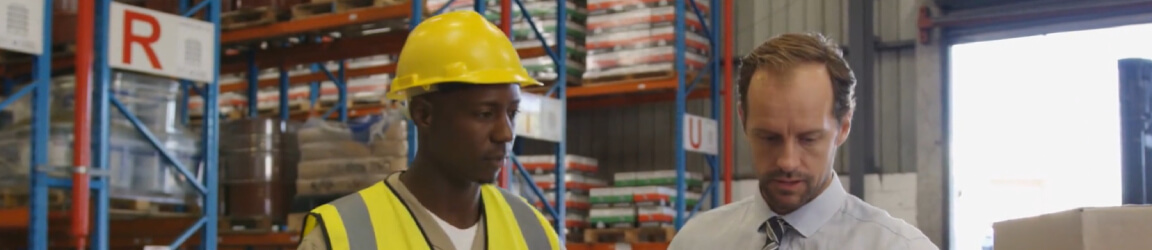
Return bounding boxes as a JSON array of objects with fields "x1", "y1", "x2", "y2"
[
  {"x1": 776, "y1": 141, "x2": 801, "y2": 171},
  {"x1": 492, "y1": 114, "x2": 515, "y2": 144}
]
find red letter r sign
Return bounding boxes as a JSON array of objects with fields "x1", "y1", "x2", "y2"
[{"x1": 123, "y1": 10, "x2": 163, "y2": 70}]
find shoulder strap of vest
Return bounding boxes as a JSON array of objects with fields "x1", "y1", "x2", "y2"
[
  {"x1": 485, "y1": 185, "x2": 561, "y2": 250},
  {"x1": 307, "y1": 186, "x2": 381, "y2": 250}
]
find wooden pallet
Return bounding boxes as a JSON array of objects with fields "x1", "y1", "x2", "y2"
[
  {"x1": 583, "y1": 226, "x2": 676, "y2": 243},
  {"x1": 332, "y1": 0, "x2": 404, "y2": 12},
  {"x1": 293, "y1": 0, "x2": 405, "y2": 20},
  {"x1": 0, "y1": 188, "x2": 68, "y2": 209},
  {"x1": 583, "y1": 70, "x2": 694, "y2": 85},
  {"x1": 108, "y1": 198, "x2": 193, "y2": 218},
  {"x1": 291, "y1": 2, "x2": 337, "y2": 20},
  {"x1": 222, "y1": 216, "x2": 279, "y2": 232},
  {"x1": 248, "y1": 98, "x2": 387, "y2": 115},
  {"x1": 221, "y1": 7, "x2": 278, "y2": 31}
]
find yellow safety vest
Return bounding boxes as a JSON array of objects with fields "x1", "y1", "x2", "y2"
[{"x1": 300, "y1": 173, "x2": 562, "y2": 250}]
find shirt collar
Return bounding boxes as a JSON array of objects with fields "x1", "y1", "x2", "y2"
[{"x1": 749, "y1": 174, "x2": 848, "y2": 237}]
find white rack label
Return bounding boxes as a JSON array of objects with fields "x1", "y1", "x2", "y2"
[
  {"x1": 683, "y1": 113, "x2": 718, "y2": 155},
  {"x1": 515, "y1": 92, "x2": 563, "y2": 142},
  {"x1": 0, "y1": 0, "x2": 44, "y2": 55},
  {"x1": 108, "y1": 2, "x2": 216, "y2": 83}
]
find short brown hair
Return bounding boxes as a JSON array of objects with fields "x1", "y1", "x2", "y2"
[{"x1": 737, "y1": 33, "x2": 856, "y2": 123}]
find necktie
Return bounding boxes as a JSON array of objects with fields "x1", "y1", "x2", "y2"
[{"x1": 761, "y1": 216, "x2": 790, "y2": 250}]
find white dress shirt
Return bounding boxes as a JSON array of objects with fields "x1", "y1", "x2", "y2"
[{"x1": 669, "y1": 175, "x2": 939, "y2": 250}]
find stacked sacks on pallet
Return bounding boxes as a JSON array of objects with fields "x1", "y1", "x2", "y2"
[
  {"x1": 198, "y1": 55, "x2": 394, "y2": 118},
  {"x1": 499, "y1": 0, "x2": 589, "y2": 86},
  {"x1": 517, "y1": 154, "x2": 605, "y2": 241},
  {"x1": 292, "y1": 110, "x2": 408, "y2": 197},
  {"x1": 584, "y1": 0, "x2": 710, "y2": 83},
  {"x1": 588, "y1": 170, "x2": 704, "y2": 229},
  {"x1": 426, "y1": 0, "x2": 588, "y2": 86}
]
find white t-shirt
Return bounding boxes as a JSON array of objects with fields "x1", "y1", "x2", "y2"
[{"x1": 430, "y1": 211, "x2": 481, "y2": 250}]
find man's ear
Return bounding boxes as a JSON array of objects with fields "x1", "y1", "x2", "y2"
[
  {"x1": 409, "y1": 97, "x2": 434, "y2": 128},
  {"x1": 835, "y1": 111, "x2": 853, "y2": 146},
  {"x1": 736, "y1": 103, "x2": 746, "y2": 134}
]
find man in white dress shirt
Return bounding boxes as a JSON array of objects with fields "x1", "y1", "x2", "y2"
[{"x1": 668, "y1": 33, "x2": 939, "y2": 250}]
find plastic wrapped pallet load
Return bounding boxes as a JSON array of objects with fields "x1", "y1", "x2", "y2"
[
  {"x1": 0, "y1": 73, "x2": 201, "y2": 206},
  {"x1": 544, "y1": 212, "x2": 589, "y2": 228},
  {"x1": 294, "y1": 110, "x2": 409, "y2": 196},
  {"x1": 0, "y1": 119, "x2": 197, "y2": 199},
  {"x1": 519, "y1": 154, "x2": 599, "y2": 173},
  {"x1": 521, "y1": 56, "x2": 586, "y2": 84},
  {"x1": 613, "y1": 170, "x2": 704, "y2": 187},
  {"x1": 531, "y1": 172, "x2": 607, "y2": 190},
  {"x1": 535, "y1": 190, "x2": 592, "y2": 210},
  {"x1": 590, "y1": 187, "x2": 634, "y2": 205},
  {"x1": 590, "y1": 186, "x2": 700, "y2": 207},
  {"x1": 636, "y1": 205, "x2": 675, "y2": 226},
  {"x1": 583, "y1": 1, "x2": 710, "y2": 82},
  {"x1": 589, "y1": 207, "x2": 637, "y2": 228},
  {"x1": 631, "y1": 186, "x2": 700, "y2": 207}
]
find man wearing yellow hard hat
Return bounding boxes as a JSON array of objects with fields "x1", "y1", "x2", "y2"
[{"x1": 296, "y1": 10, "x2": 563, "y2": 250}]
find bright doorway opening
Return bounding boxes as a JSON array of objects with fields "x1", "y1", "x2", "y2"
[{"x1": 947, "y1": 23, "x2": 1152, "y2": 250}]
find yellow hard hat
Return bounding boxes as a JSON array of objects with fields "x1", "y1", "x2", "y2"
[{"x1": 387, "y1": 10, "x2": 543, "y2": 100}]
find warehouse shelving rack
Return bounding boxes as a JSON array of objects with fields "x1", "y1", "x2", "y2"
[
  {"x1": 509, "y1": 0, "x2": 733, "y2": 233},
  {"x1": 7, "y1": 0, "x2": 733, "y2": 247},
  {"x1": 0, "y1": 1, "x2": 58, "y2": 250},
  {"x1": 92, "y1": 0, "x2": 226, "y2": 249},
  {"x1": 2, "y1": 0, "x2": 226, "y2": 249}
]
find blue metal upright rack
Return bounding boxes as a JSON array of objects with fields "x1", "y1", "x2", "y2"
[
  {"x1": 674, "y1": 0, "x2": 724, "y2": 230},
  {"x1": 97, "y1": 0, "x2": 223, "y2": 249},
  {"x1": 2, "y1": 1, "x2": 57, "y2": 249},
  {"x1": 6, "y1": 0, "x2": 729, "y2": 247}
]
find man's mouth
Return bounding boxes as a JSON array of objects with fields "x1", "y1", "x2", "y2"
[
  {"x1": 772, "y1": 179, "x2": 804, "y2": 188},
  {"x1": 483, "y1": 154, "x2": 507, "y2": 162}
]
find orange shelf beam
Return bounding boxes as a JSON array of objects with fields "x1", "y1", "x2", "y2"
[
  {"x1": 214, "y1": 45, "x2": 549, "y2": 95},
  {"x1": 287, "y1": 104, "x2": 388, "y2": 120},
  {"x1": 568, "y1": 87, "x2": 711, "y2": 110},
  {"x1": 220, "y1": 3, "x2": 413, "y2": 44},
  {"x1": 567, "y1": 79, "x2": 680, "y2": 97},
  {"x1": 219, "y1": 30, "x2": 409, "y2": 75},
  {"x1": 526, "y1": 75, "x2": 695, "y2": 98}
]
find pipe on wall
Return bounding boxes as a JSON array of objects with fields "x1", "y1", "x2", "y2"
[{"x1": 846, "y1": 0, "x2": 876, "y2": 199}]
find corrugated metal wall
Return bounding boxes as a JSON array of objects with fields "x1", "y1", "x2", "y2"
[{"x1": 521, "y1": 0, "x2": 924, "y2": 180}]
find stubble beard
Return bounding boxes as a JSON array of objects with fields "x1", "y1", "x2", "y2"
[{"x1": 759, "y1": 171, "x2": 826, "y2": 214}]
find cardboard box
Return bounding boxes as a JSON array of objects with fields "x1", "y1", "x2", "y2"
[{"x1": 993, "y1": 205, "x2": 1152, "y2": 250}]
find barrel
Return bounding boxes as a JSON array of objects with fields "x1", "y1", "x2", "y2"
[{"x1": 220, "y1": 118, "x2": 298, "y2": 221}]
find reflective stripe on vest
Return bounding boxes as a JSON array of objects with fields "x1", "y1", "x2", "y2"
[
  {"x1": 325, "y1": 192, "x2": 379, "y2": 249},
  {"x1": 302, "y1": 182, "x2": 559, "y2": 250},
  {"x1": 498, "y1": 188, "x2": 552, "y2": 250}
]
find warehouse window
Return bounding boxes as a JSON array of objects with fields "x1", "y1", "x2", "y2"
[{"x1": 948, "y1": 23, "x2": 1152, "y2": 250}]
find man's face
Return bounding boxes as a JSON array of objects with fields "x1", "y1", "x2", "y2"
[
  {"x1": 742, "y1": 63, "x2": 850, "y2": 214},
  {"x1": 422, "y1": 84, "x2": 520, "y2": 184}
]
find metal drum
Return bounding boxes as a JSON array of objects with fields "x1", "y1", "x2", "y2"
[{"x1": 220, "y1": 118, "x2": 297, "y2": 221}]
